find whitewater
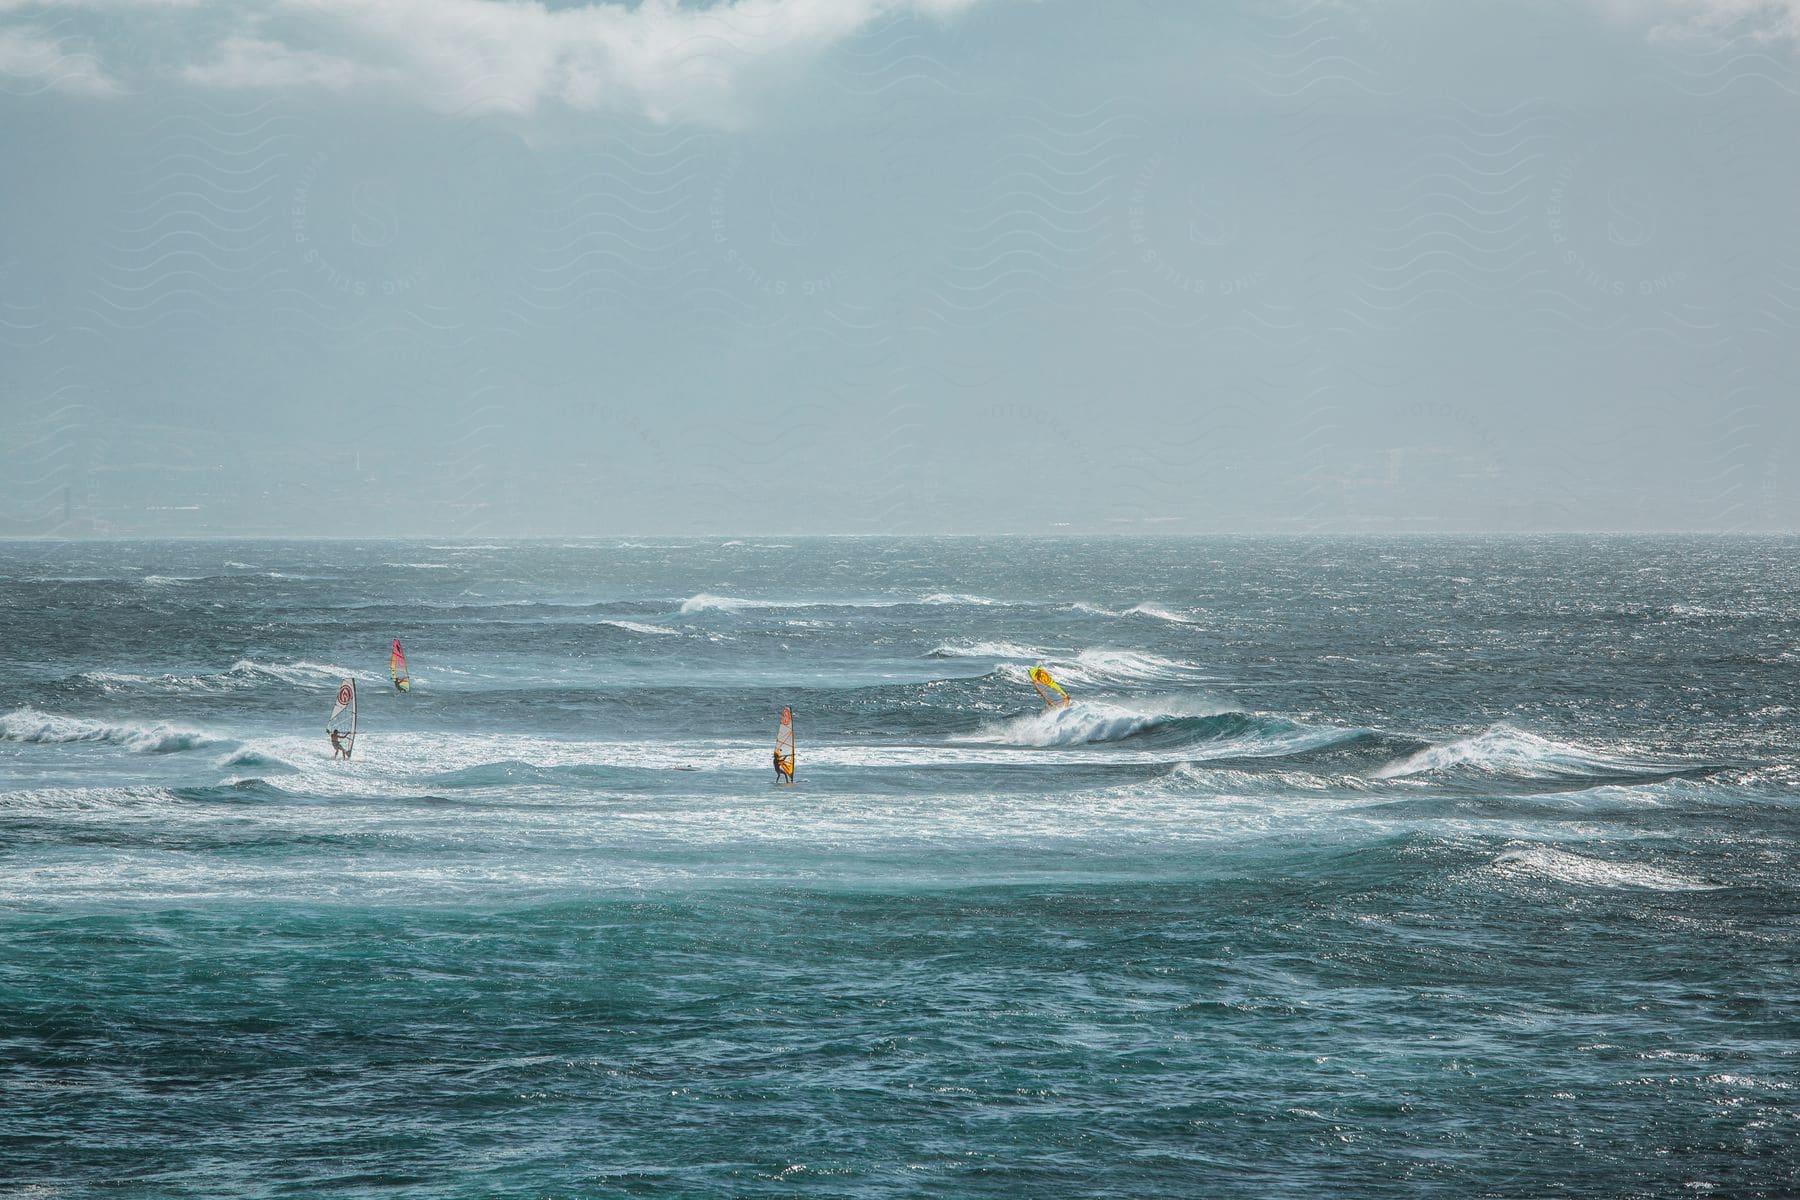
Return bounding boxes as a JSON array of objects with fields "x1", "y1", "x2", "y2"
[{"x1": 1, "y1": 535, "x2": 1795, "y2": 1198}]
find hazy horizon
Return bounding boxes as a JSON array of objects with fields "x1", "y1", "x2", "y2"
[
  {"x1": 4, "y1": 0, "x2": 1799, "y2": 537},
  {"x1": 6, "y1": 530, "x2": 1799, "y2": 545}
]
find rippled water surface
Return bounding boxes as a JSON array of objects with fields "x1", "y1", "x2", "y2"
[{"x1": 2, "y1": 537, "x2": 1795, "y2": 1197}]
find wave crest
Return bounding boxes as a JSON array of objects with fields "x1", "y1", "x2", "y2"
[
  {"x1": 1374, "y1": 726, "x2": 1666, "y2": 782},
  {"x1": 1494, "y1": 845, "x2": 1718, "y2": 892},
  {"x1": 1059, "y1": 649, "x2": 1204, "y2": 685},
  {"x1": 228, "y1": 660, "x2": 360, "y2": 686},
  {"x1": 1125, "y1": 603, "x2": 1199, "y2": 624},
  {"x1": 926, "y1": 640, "x2": 1043, "y2": 660},
  {"x1": 0, "y1": 707, "x2": 224, "y2": 754},
  {"x1": 957, "y1": 702, "x2": 1275, "y2": 749},
  {"x1": 679, "y1": 593, "x2": 758, "y2": 614},
  {"x1": 601, "y1": 619, "x2": 680, "y2": 636}
]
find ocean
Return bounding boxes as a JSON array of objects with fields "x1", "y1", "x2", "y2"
[{"x1": 1, "y1": 536, "x2": 1794, "y2": 1198}]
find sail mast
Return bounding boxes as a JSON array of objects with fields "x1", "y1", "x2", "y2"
[{"x1": 776, "y1": 706, "x2": 795, "y2": 783}]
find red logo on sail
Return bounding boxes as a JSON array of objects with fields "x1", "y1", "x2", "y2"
[{"x1": 336, "y1": 683, "x2": 353, "y2": 707}]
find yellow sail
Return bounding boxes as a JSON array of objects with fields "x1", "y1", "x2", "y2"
[{"x1": 1029, "y1": 665, "x2": 1070, "y2": 709}]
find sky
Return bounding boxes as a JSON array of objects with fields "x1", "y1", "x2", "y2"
[{"x1": 2, "y1": 0, "x2": 1798, "y2": 535}]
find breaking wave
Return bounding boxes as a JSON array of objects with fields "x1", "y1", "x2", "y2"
[
  {"x1": 682, "y1": 592, "x2": 1013, "y2": 615},
  {"x1": 216, "y1": 746, "x2": 299, "y2": 772},
  {"x1": 0, "y1": 707, "x2": 226, "y2": 754},
  {"x1": 925, "y1": 646, "x2": 1205, "y2": 687},
  {"x1": 956, "y1": 701, "x2": 1306, "y2": 751},
  {"x1": 73, "y1": 660, "x2": 361, "y2": 694},
  {"x1": 917, "y1": 592, "x2": 1002, "y2": 606},
  {"x1": 1374, "y1": 726, "x2": 1672, "y2": 782},
  {"x1": 0, "y1": 785, "x2": 182, "y2": 811},
  {"x1": 927, "y1": 640, "x2": 1044, "y2": 661},
  {"x1": 77, "y1": 669, "x2": 212, "y2": 692},
  {"x1": 601, "y1": 619, "x2": 680, "y2": 636},
  {"x1": 227, "y1": 660, "x2": 361, "y2": 687},
  {"x1": 1124, "y1": 603, "x2": 1200, "y2": 625},
  {"x1": 680, "y1": 593, "x2": 777, "y2": 614},
  {"x1": 1066, "y1": 601, "x2": 1203, "y2": 625},
  {"x1": 1058, "y1": 649, "x2": 1206, "y2": 685}
]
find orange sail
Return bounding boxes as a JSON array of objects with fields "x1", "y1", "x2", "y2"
[{"x1": 775, "y1": 706, "x2": 795, "y2": 783}]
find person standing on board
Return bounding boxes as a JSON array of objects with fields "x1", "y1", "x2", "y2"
[
  {"x1": 773, "y1": 705, "x2": 795, "y2": 783},
  {"x1": 330, "y1": 729, "x2": 347, "y2": 760}
]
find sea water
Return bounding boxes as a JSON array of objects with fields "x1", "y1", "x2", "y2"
[{"x1": 1, "y1": 537, "x2": 1795, "y2": 1197}]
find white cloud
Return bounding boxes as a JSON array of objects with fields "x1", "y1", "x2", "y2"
[
  {"x1": 180, "y1": 32, "x2": 368, "y2": 92},
  {"x1": 1587, "y1": 0, "x2": 1800, "y2": 43},
  {"x1": 1660, "y1": 0, "x2": 1800, "y2": 39},
  {"x1": 146, "y1": 0, "x2": 983, "y2": 121},
  {"x1": 0, "y1": 25, "x2": 119, "y2": 94}
]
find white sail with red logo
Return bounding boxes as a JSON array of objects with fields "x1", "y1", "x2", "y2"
[{"x1": 328, "y1": 677, "x2": 358, "y2": 759}]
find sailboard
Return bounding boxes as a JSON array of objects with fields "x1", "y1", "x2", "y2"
[
  {"x1": 1029, "y1": 665, "x2": 1070, "y2": 709},
  {"x1": 775, "y1": 706, "x2": 795, "y2": 784},
  {"x1": 328, "y1": 677, "x2": 358, "y2": 760},
  {"x1": 390, "y1": 638, "x2": 411, "y2": 693}
]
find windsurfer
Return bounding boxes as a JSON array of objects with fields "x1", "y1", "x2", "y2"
[
  {"x1": 329, "y1": 728, "x2": 346, "y2": 759},
  {"x1": 773, "y1": 748, "x2": 791, "y2": 783}
]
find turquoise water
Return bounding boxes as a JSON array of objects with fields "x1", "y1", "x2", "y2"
[{"x1": 2, "y1": 537, "x2": 1795, "y2": 1197}]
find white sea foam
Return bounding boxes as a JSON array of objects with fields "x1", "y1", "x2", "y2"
[
  {"x1": 681, "y1": 592, "x2": 994, "y2": 614},
  {"x1": 0, "y1": 784, "x2": 183, "y2": 811},
  {"x1": 217, "y1": 745, "x2": 301, "y2": 772},
  {"x1": 81, "y1": 668, "x2": 260, "y2": 697},
  {"x1": 678, "y1": 592, "x2": 884, "y2": 613},
  {"x1": 956, "y1": 701, "x2": 1182, "y2": 748},
  {"x1": 228, "y1": 660, "x2": 364, "y2": 687},
  {"x1": 1374, "y1": 726, "x2": 1660, "y2": 781},
  {"x1": 1494, "y1": 846, "x2": 1718, "y2": 892},
  {"x1": 213, "y1": 729, "x2": 1250, "y2": 785},
  {"x1": 76, "y1": 662, "x2": 364, "y2": 693},
  {"x1": 1060, "y1": 648, "x2": 1204, "y2": 685},
  {"x1": 1124, "y1": 602, "x2": 1200, "y2": 625},
  {"x1": 927, "y1": 640, "x2": 1044, "y2": 660},
  {"x1": 928, "y1": 645, "x2": 1206, "y2": 687},
  {"x1": 679, "y1": 593, "x2": 763, "y2": 613},
  {"x1": 0, "y1": 707, "x2": 225, "y2": 754},
  {"x1": 601, "y1": 620, "x2": 680, "y2": 636},
  {"x1": 1165, "y1": 760, "x2": 1372, "y2": 793}
]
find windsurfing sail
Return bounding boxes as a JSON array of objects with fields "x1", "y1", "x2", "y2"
[
  {"x1": 328, "y1": 677, "x2": 358, "y2": 759},
  {"x1": 390, "y1": 638, "x2": 410, "y2": 693},
  {"x1": 775, "y1": 706, "x2": 795, "y2": 783},
  {"x1": 1029, "y1": 665, "x2": 1070, "y2": 709}
]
